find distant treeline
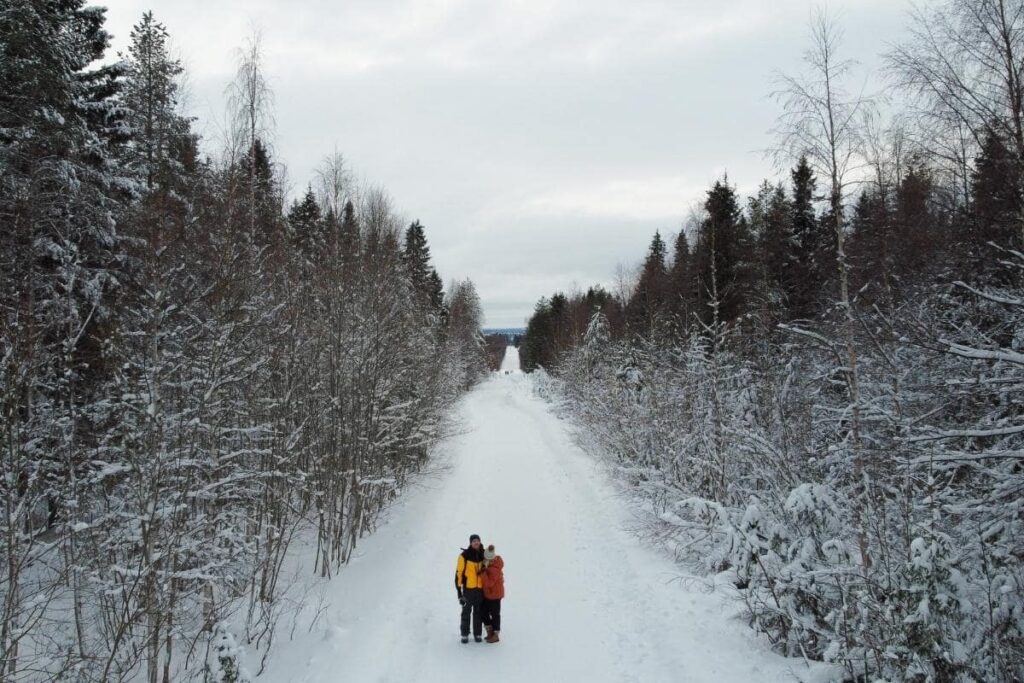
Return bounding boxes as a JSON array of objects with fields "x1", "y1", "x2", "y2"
[{"x1": 483, "y1": 330, "x2": 524, "y2": 370}]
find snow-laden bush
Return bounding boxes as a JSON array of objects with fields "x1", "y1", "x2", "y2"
[
  {"x1": 895, "y1": 534, "x2": 969, "y2": 681},
  {"x1": 210, "y1": 623, "x2": 251, "y2": 683}
]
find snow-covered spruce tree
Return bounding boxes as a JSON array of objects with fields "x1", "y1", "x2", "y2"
[
  {"x1": 0, "y1": 1, "x2": 131, "y2": 676},
  {"x1": 747, "y1": 180, "x2": 795, "y2": 331},
  {"x1": 625, "y1": 232, "x2": 669, "y2": 336},
  {"x1": 403, "y1": 220, "x2": 446, "y2": 316},
  {"x1": 121, "y1": 11, "x2": 189, "y2": 192},
  {"x1": 210, "y1": 622, "x2": 251, "y2": 683},
  {"x1": 287, "y1": 186, "x2": 326, "y2": 259}
]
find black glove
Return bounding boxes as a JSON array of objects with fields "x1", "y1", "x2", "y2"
[
  {"x1": 457, "y1": 588, "x2": 464, "y2": 605},
  {"x1": 459, "y1": 596, "x2": 466, "y2": 606}
]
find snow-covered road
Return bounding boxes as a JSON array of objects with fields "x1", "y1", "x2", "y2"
[{"x1": 257, "y1": 348, "x2": 826, "y2": 682}]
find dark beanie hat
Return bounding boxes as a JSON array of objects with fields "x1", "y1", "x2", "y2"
[{"x1": 469, "y1": 534, "x2": 481, "y2": 543}]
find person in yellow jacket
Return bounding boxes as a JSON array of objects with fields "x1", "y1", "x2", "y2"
[{"x1": 455, "y1": 533, "x2": 486, "y2": 643}]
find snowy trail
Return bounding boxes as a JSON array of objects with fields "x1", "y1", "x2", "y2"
[{"x1": 257, "y1": 348, "x2": 823, "y2": 683}]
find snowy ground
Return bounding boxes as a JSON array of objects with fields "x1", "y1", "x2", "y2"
[
  {"x1": 255, "y1": 348, "x2": 832, "y2": 682},
  {"x1": 498, "y1": 343, "x2": 521, "y2": 372}
]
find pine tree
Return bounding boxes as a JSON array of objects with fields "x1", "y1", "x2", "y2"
[
  {"x1": 402, "y1": 220, "x2": 444, "y2": 314},
  {"x1": 123, "y1": 11, "x2": 185, "y2": 191},
  {"x1": 893, "y1": 164, "x2": 939, "y2": 275},
  {"x1": 694, "y1": 179, "x2": 755, "y2": 325},
  {"x1": 847, "y1": 189, "x2": 892, "y2": 294},
  {"x1": 970, "y1": 128, "x2": 1022, "y2": 254},
  {"x1": 428, "y1": 270, "x2": 445, "y2": 314},
  {"x1": 338, "y1": 199, "x2": 360, "y2": 273},
  {"x1": 628, "y1": 232, "x2": 669, "y2": 334},
  {"x1": 0, "y1": 1, "x2": 130, "y2": 674},
  {"x1": 579, "y1": 285, "x2": 611, "y2": 313},
  {"x1": 789, "y1": 157, "x2": 826, "y2": 315},
  {"x1": 749, "y1": 181, "x2": 795, "y2": 320},
  {"x1": 288, "y1": 186, "x2": 325, "y2": 259},
  {"x1": 235, "y1": 138, "x2": 283, "y2": 247},
  {"x1": 122, "y1": 11, "x2": 197, "y2": 265},
  {"x1": 549, "y1": 292, "x2": 572, "y2": 354},
  {"x1": 521, "y1": 298, "x2": 553, "y2": 372},
  {"x1": 0, "y1": 0, "x2": 128, "y2": 454},
  {"x1": 668, "y1": 230, "x2": 695, "y2": 329}
]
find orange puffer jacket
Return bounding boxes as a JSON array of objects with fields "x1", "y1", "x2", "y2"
[{"x1": 480, "y1": 556, "x2": 505, "y2": 600}]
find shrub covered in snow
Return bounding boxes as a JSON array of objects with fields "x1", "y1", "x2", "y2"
[{"x1": 543, "y1": 266, "x2": 1024, "y2": 681}]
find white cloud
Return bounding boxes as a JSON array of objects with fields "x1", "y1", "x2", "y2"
[
  {"x1": 520, "y1": 175, "x2": 706, "y2": 221},
  {"x1": 99, "y1": 0, "x2": 909, "y2": 329}
]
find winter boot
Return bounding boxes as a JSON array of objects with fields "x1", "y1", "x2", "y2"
[
  {"x1": 485, "y1": 625, "x2": 494, "y2": 639},
  {"x1": 461, "y1": 635, "x2": 469, "y2": 644},
  {"x1": 474, "y1": 635, "x2": 483, "y2": 643},
  {"x1": 486, "y1": 630, "x2": 500, "y2": 644}
]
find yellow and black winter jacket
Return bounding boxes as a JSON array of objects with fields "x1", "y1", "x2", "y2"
[{"x1": 455, "y1": 548, "x2": 485, "y2": 594}]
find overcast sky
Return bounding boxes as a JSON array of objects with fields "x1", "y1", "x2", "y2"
[{"x1": 99, "y1": 0, "x2": 908, "y2": 328}]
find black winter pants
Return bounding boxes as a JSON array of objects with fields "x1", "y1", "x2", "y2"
[
  {"x1": 482, "y1": 598, "x2": 501, "y2": 632},
  {"x1": 460, "y1": 588, "x2": 484, "y2": 637}
]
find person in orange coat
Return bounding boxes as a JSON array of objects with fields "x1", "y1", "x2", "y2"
[{"x1": 480, "y1": 544, "x2": 505, "y2": 643}]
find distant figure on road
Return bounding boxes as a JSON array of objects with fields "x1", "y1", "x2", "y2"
[
  {"x1": 480, "y1": 544, "x2": 505, "y2": 643},
  {"x1": 455, "y1": 534, "x2": 486, "y2": 643}
]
